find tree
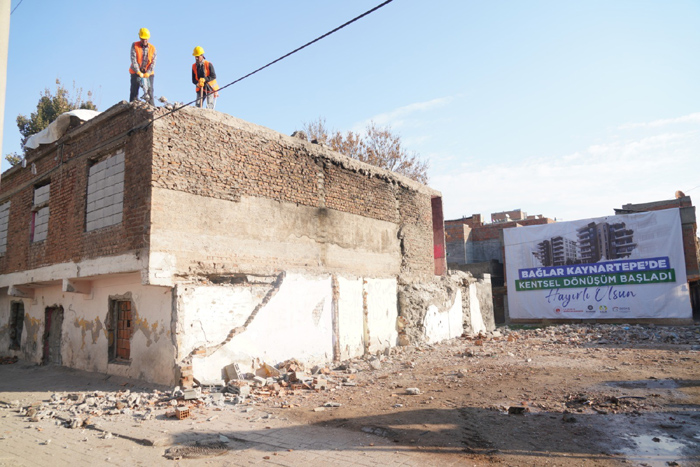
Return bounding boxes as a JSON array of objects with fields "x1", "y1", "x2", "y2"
[
  {"x1": 5, "y1": 79, "x2": 97, "y2": 166},
  {"x1": 303, "y1": 117, "x2": 429, "y2": 184}
]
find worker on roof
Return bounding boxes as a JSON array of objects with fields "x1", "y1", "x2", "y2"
[
  {"x1": 192, "y1": 46, "x2": 219, "y2": 109},
  {"x1": 129, "y1": 28, "x2": 157, "y2": 106}
]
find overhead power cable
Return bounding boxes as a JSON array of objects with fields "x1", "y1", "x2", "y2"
[
  {"x1": 10, "y1": 0, "x2": 23, "y2": 15},
  {"x1": 147, "y1": 0, "x2": 395, "y2": 127},
  {"x1": 4, "y1": 0, "x2": 394, "y2": 188}
]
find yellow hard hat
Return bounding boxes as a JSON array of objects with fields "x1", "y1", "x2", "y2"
[
  {"x1": 139, "y1": 28, "x2": 150, "y2": 39},
  {"x1": 193, "y1": 46, "x2": 204, "y2": 57}
]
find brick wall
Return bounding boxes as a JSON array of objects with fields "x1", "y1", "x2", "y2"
[
  {"x1": 445, "y1": 215, "x2": 554, "y2": 265},
  {"x1": 396, "y1": 187, "x2": 435, "y2": 279},
  {"x1": 151, "y1": 108, "x2": 437, "y2": 279},
  {"x1": 0, "y1": 104, "x2": 440, "y2": 279},
  {"x1": 618, "y1": 197, "x2": 699, "y2": 282},
  {"x1": 0, "y1": 103, "x2": 154, "y2": 275}
]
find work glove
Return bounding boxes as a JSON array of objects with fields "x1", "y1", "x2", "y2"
[
  {"x1": 137, "y1": 72, "x2": 144, "y2": 78},
  {"x1": 198, "y1": 78, "x2": 206, "y2": 87},
  {"x1": 143, "y1": 72, "x2": 151, "y2": 78}
]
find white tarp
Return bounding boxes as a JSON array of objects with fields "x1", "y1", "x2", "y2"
[
  {"x1": 24, "y1": 109, "x2": 100, "y2": 149},
  {"x1": 504, "y1": 208, "x2": 692, "y2": 320}
]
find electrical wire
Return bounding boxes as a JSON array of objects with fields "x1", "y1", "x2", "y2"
[
  {"x1": 146, "y1": 0, "x2": 395, "y2": 127},
  {"x1": 1, "y1": 0, "x2": 395, "y2": 201},
  {"x1": 10, "y1": 0, "x2": 23, "y2": 15}
]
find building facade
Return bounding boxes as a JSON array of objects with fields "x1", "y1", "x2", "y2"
[{"x1": 0, "y1": 102, "x2": 485, "y2": 386}]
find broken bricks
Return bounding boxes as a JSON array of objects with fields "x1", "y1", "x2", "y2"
[
  {"x1": 175, "y1": 406, "x2": 190, "y2": 420},
  {"x1": 256, "y1": 362, "x2": 280, "y2": 378}
]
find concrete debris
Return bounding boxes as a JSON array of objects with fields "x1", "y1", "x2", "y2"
[
  {"x1": 183, "y1": 388, "x2": 201, "y2": 400},
  {"x1": 199, "y1": 379, "x2": 225, "y2": 389},
  {"x1": 313, "y1": 378, "x2": 328, "y2": 391},
  {"x1": 368, "y1": 358, "x2": 382, "y2": 371},
  {"x1": 405, "y1": 388, "x2": 420, "y2": 395},
  {"x1": 224, "y1": 363, "x2": 244, "y2": 382}
]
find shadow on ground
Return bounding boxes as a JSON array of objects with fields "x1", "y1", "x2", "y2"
[{"x1": 166, "y1": 406, "x2": 700, "y2": 464}]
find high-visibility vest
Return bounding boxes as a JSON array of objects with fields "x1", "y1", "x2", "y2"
[
  {"x1": 193, "y1": 61, "x2": 219, "y2": 93},
  {"x1": 129, "y1": 42, "x2": 156, "y2": 74}
]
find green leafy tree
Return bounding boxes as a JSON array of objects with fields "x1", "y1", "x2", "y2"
[
  {"x1": 303, "y1": 117, "x2": 429, "y2": 184},
  {"x1": 5, "y1": 79, "x2": 97, "y2": 166}
]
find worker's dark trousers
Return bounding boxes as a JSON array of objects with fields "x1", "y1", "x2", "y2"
[{"x1": 129, "y1": 74, "x2": 155, "y2": 106}]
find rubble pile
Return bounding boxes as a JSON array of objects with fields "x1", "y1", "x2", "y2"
[
  {"x1": 495, "y1": 324, "x2": 700, "y2": 347},
  {"x1": 2, "y1": 357, "x2": 386, "y2": 428},
  {"x1": 3, "y1": 323, "x2": 698, "y2": 431}
]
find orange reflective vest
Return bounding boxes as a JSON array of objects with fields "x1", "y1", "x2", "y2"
[
  {"x1": 193, "y1": 61, "x2": 219, "y2": 93},
  {"x1": 129, "y1": 42, "x2": 156, "y2": 74}
]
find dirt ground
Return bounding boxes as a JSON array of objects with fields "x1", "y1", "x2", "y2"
[
  {"x1": 257, "y1": 324, "x2": 700, "y2": 466},
  {"x1": 2, "y1": 323, "x2": 700, "y2": 466}
]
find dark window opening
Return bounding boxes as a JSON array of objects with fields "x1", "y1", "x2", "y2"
[
  {"x1": 9, "y1": 302, "x2": 24, "y2": 350},
  {"x1": 108, "y1": 300, "x2": 132, "y2": 362},
  {"x1": 42, "y1": 306, "x2": 63, "y2": 365}
]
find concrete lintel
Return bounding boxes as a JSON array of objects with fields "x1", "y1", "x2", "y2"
[
  {"x1": 8, "y1": 285, "x2": 34, "y2": 298},
  {"x1": 62, "y1": 278, "x2": 92, "y2": 295},
  {"x1": 0, "y1": 252, "x2": 144, "y2": 289}
]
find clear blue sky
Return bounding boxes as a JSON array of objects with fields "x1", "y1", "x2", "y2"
[{"x1": 3, "y1": 0, "x2": 699, "y2": 221}]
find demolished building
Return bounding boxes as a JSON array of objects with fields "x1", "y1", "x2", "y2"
[
  {"x1": 0, "y1": 102, "x2": 493, "y2": 386},
  {"x1": 445, "y1": 212, "x2": 554, "y2": 322}
]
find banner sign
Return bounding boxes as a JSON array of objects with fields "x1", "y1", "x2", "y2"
[{"x1": 504, "y1": 208, "x2": 692, "y2": 319}]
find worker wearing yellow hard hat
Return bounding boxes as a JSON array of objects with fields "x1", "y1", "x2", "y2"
[
  {"x1": 192, "y1": 46, "x2": 220, "y2": 109},
  {"x1": 129, "y1": 28, "x2": 157, "y2": 105}
]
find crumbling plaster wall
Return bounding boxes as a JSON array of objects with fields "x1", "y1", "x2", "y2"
[
  {"x1": 174, "y1": 273, "x2": 398, "y2": 382},
  {"x1": 398, "y1": 271, "x2": 495, "y2": 345},
  {"x1": 147, "y1": 188, "x2": 401, "y2": 281},
  {"x1": 147, "y1": 107, "x2": 442, "y2": 376},
  {"x1": 149, "y1": 107, "x2": 437, "y2": 282},
  {"x1": 0, "y1": 273, "x2": 176, "y2": 385}
]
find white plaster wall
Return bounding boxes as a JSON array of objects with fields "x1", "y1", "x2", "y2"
[
  {"x1": 365, "y1": 278, "x2": 398, "y2": 353},
  {"x1": 176, "y1": 284, "x2": 265, "y2": 361},
  {"x1": 189, "y1": 274, "x2": 334, "y2": 380},
  {"x1": 183, "y1": 274, "x2": 400, "y2": 381},
  {"x1": 469, "y1": 284, "x2": 487, "y2": 334},
  {"x1": 0, "y1": 273, "x2": 176, "y2": 385},
  {"x1": 337, "y1": 277, "x2": 364, "y2": 361},
  {"x1": 423, "y1": 289, "x2": 464, "y2": 344}
]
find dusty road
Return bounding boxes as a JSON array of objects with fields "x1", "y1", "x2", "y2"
[{"x1": 1, "y1": 323, "x2": 699, "y2": 466}]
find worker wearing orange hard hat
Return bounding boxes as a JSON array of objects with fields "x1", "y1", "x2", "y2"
[
  {"x1": 191, "y1": 46, "x2": 219, "y2": 109},
  {"x1": 129, "y1": 28, "x2": 157, "y2": 105}
]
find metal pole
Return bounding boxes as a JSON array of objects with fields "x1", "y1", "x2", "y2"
[{"x1": 0, "y1": 0, "x2": 12, "y2": 181}]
